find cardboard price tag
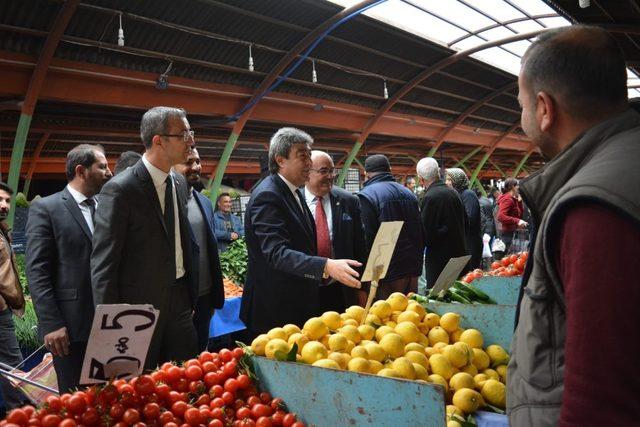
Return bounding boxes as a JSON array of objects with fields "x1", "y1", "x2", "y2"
[
  {"x1": 80, "y1": 304, "x2": 159, "y2": 384},
  {"x1": 361, "y1": 221, "x2": 404, "y2": 283},
  {"x1": 430, "y1": 255, "x2": 472, "y2": 296}
]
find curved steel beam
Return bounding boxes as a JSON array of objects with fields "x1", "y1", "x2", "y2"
[
  {"x1": 447, "y1": 13, "x2": 558, "y2": 47},
  {"x1": 23, "y1": 132, "x2": 50, "y2": 197},
  {"x1": 208, "y1": 0, "x2": 383, "y2": 200}
]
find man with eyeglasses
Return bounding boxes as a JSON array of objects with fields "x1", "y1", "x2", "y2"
[
  {"x1": 302, "y1": 151, "x2": 366, "y2": 311},
  {"x1": 92, "y1": 106, "x2": 199, "y2": 368}
]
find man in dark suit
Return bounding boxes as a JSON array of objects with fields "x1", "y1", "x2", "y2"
[
  {"x1": 240, "y1": 128, "x2": 361, "y2": 337},
  {"x1": 26, "y1": 144, "x2": 112, "y2": 392},
  {"x1": 302, "y1": 151, "x2": 366, "y2": 312},
  {"x1": 173, "y1": 148, "x2": 224, "y2": 351},
  {"x1": 416, "y1": 157, "x2": 467, "y2": 288},
  {"x1": 91, "y1": 106, "x2": 198, "y2": 369}
]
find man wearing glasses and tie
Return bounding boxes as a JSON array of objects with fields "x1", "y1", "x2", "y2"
[
  {"x1": 26, "y1": 144, "x2": 112, "y2": 392},
  {"x1": 92, "y1": 106, "x2": 199, "y2": 369}
]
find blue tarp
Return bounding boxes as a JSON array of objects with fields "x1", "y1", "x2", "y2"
[
  {"x1": 476, "y1": 411, "x2": 509, "y2": 427},
  {"x1": 209, "y1": 297, "x2": 246, "y2": 338}
]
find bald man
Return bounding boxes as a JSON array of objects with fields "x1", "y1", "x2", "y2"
[{"x1": 302, "y1": 151, "x2": 367, "y2": 310}]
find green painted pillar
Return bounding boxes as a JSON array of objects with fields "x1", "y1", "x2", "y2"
[
  {"x1": 7, "y1": 114, "x2": 32, "y2": 227},
  {"x1": 209, "y1": 132, "x2": 240, "y2": 203},
  {"x1": 353, "y1": 157, "x2": 364, "y2": 169},
  {"x1": 469, "y1": 151, "x2": 491, "y2": 189},
  {"x1": 337, "y1": 141, "x2": 363, "y2": 186},
  {"x1": 453, "y1": 146, "x2": 482, "y2": 168},
  {"x1": 426, "y1": 145, "x2": 438, "y2": 158},
  {"x1": 489, "y1": 159, "x2": 506, "y2": 177},
  {"x1": 23, "y1": 179, "x2": 33, "y2": 200},
  {"x1": 512, "y1": 151, "x2": 532, "y2": 177}
]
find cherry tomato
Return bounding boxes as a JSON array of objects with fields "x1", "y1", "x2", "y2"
[
  {"x1": 183, "y1": 408, "x2": 202, "y2": 426},
  {"x1": 110, "y1": 403, "x2": 125, "y2": 420},
  {"x1": 211, "y1": 397, "x2": 225, "y2": 408},
  {"x1": 259, "y1": 392, "x2": 272, "y2": 403},
  {"x1": 291, "y1": 422, "x2": 305, "y2": 427},
  {"x1": 122, "y1": 409, "x2": 140, "y2": 425},
  {"x1": 185, "y1": 365, "x2": 203, "y2": 381},
  {"x1": 6, "y1": 409, "x2": 28, "y2": 425},
  {"x1": 81, "y1": 407, "x2": 100, "y2": 426},
  {"x1": 236, "y1": 374, "x2": 251, "y2": 390},
  {"x1": 143, "y1": 403, "x2": 161, "y2": 420},
  {"x1": 246, "y1": 396, "x2": 261, "y2": 407},
  {"x1": 232, "y1": 348, "x2": 244, "y2": 360},
  {"x1": 218, "y1": 349, "x2": 233, "y2": 363},
  {"x1": 135, "y1": 375, "x2": 156, "y2": 396},
  {"x1": 271, "y1": 411, "x2": 285, "y2": 427},
  {"x1": 41, "y1": 415, "x2": 62, "y2": 427},
  {"x1": 198, "y1": 351, "x2": 214, "y2": 364},
  {"x1": 255, "y1": 417, "x2": 272, "y2": 427},
  {"x1": 251, "y1": 404, "x2": 272, "y2": 419},
  {"x1": 208, "y1": 421, "x2": 223, "y2": 427},
  {"x1": 209, "y1": 407, "x2": 223, "y2": 420},
  {"x1": 59, "y1": 419, "x2": 76, "y2": 427},
  {"x1": 156, "y1": 383, "x2": 171, "y2": 400},
  {"x1": 171, "y1": 401, "x2": 188, "y2": 418},
  {"x1": 164, "y1": 423, "x2": 178, "y2": 427},
  {"x1": 66, "y1": 394, "x2": 86, "y2": 415},
  {"x1": 195, "y1": 394, "x2": 210, "y2": 407},
  {"x1": 224, "y1": 378, "x2": 239, "y2": 394},
  {"x1": 164, "y1": 366, "x2": 182, "y2": 383},
  {"x1": 45, "y1": 396, "x2": 63, "y2": 413},
  {"x1": 159, "y1": 412, "x2": 174, "y2": 425},
  {"x1": 201, "y1": 361, "x2": 216, "y2": 373},
  {"x1": 175, "y1": 378, "x2": 189, "y2": 393},
  {"x1": 151, "y1": 370, "x2": 166, "y2": 383},
  {"x1": 209, "y1": 384, "x2": 224, "y2": 398},
  {"x1": 281, "y1": 414, "x2": 296, "y2": 427},
  {"x1": 113, "y1": 422, "x2": 128, "y2": 427},
  {"x1": 222, "y1": 361, "x2": 237, "y2": 378}
]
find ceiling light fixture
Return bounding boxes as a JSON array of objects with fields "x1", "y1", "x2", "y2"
[
  {"x1": 578, "y1": 0, "x2": 590, "y2": 8},
  {"x1": 312, "y1": 59, "x2": 318, "y2": 83},
  {"x1": 383, "y1": 79, "x2": 389, "y2": 100},
  {"x1": 248, "y1": 44, "x2": 254, "y2": 72},
  {"x1": 155, "y1": 61, "x2": 173, "y2": 90},
  {"x1": 117, "y1": 13, "x2": 124, "y2": 47}
]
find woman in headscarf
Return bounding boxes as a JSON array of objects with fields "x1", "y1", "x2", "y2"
[{"x1": 445, "y1": 168, "x2": 483, "y2": 270}]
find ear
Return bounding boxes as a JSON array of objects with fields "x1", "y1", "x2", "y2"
[
  {"x1": 536, "y1": 91, "x2": 555, "y2": 132},
  {"x1": 75, "y1": 164, "x2": 86, "y2": 179},
  {"x1": 275, "y1": 154, "x2": 285, "y2": 168},
  {"x1": 152, "y1": 134, "x2": 163, "y2": 147}
]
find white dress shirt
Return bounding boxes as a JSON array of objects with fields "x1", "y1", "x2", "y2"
[
  {"x1": 66, "y1": 184, "x2": 97, "y2": 234},
  {"x1": 278, "y1": 173, "x2": 305, "y2": 213},
  {"x1": 142, "y1": 154, "x2": 185, "y2": 279},
  {"x1": 304, "y1": 188, "x2": 333, "y2": 240}
]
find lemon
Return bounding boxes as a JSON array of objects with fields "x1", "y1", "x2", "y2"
[
  {"x1": 424, "y1": 346, "x2": 436, "y2": 357},
  {"x1": 395, "y1": 321, "x2": 422, "y2": 344},
  {"x1": 300, "y1": 341, "x2": 328, "y2": 364},
  {"x1": 251, "y1": 334, "x2": 269, "y2": 356},
  {"x1": 439, "y1": 313, "x2": 461, "y2": 333},
  {"x1": 452, "y1": 388, "x2": 483, "y2": 413},
  {"x1": 450, "y1": 328, "x2": 465, "y2": 343},
  {"x1": 385, "y1": 320, "x2": 398, "y2": 329},
  {"x1": 328, "y1": 333, "x2": 349, "y2": 352},
  {"x1": 425, "y1": 313, "x2": 440, "y2": 329},
  {"x1": 364, "y1": 342, "x2": 387, "y2": 362},
  {"x1": 328, "y1": 352, "x2": 350, "y2": 369},
  {"x1": 472, "y1": 348, "x2": 490, "y2": 370},
  {"x1": 406, "y1": 302, "x2": 427, "y2": 320},
  {"x1": 351, "y1": 345, "x2": 369, "y2": 359},
  {"x1": 265, "y1": 338, "x2": 290, "y2": 360},
  {"x1": 365, "y1": 314, "x2": 382, "y2": 326},
  {"x1": 449, "y1": 372, "x2": 475, "y2": 391},
  {"x1": 321, "y1": 311, "x2": 343, "y2": 330},
  {"x1": 339, "y1": 325, "x2": 361, "y2": 344},
  {"x1": 459, "y1": 329, "x2": 483, "y2": 349},
  {"x1": 481, "y1": 379, "x2": 506, "y2": 408},
  {"x1": 474, "y1": 373, "x2": 489, "y2": 390},
  {"x1": 371, "y1": 300, "x2": 393, "y2": 320},
  {"x1": 446, "y1": 404, "x2": 464, "y2": 418},
  {"x1": 312, "y1": 358, "x2": 340, "y2": 369},
  {"x1": 405, "y1": 350, "x2": 429, "y2": 369},
  {"x1": 368, "y1": 360, "x2": 384, "y2": 374},
  {"x1": 391, "y1": 357, "x2": 416, "y2": 380},
  {"x1": 303, "y1": 317, "x2": 329, "y2": 340},
  {"x1": 343, "y1": 318, "x2": 359, "y2": 327},
  {"x1": 442, "y1": 345, "x2": 468, "y2": 368},
  {"x1": 397, "y1": 310, "x2": 421, "y2": 326},
  {"x1": 483, "y1": 368, "x2": 500, "y2": 381},
  {"x1": 390, "y1": 311, "x2": 401, "y2": 322},
  {"x1": 428, "y1": 326, "x2": 450, "y2": 346},
  {"x1": 495, "y1": 364, "x2": 508, "y2": 383},
  {"x1": 321, "y1": 335, "x2": 330, "y2": 349},
  {"x1": 461, "y1": 364, "x2": 478, "y2": 376},
  {"x1": 379, "y1": 333, "x2": 405, "y2": 359},
  {"x1": 413, "y1": 363, "x2": 429, "y2": 381},
  {"x1": 433, "y1": 342, "x2": 447, "y2": 353},
  {"x1": 418, "y1": 333, "x2": 430, "y2": 347},
  {"x1": 386, "y1": 292, "x2": 409, "y2": 311},
  {"x1": 377, "y1": 368, "x2": 400, "y2": 378},
  {"x1": 267, "y1": 327, "x2": 287, "y2": 340},
  {"x1": 429, "y1": 354, "x2": 454, "y2": 379},
  {"x1": 288, "y1": 332, "x2": 309, "y2": 352},
  {"x1": 282, "y1": 324, "x2": 301, "y2": 337},
  {"x1": 427, "y1": 374, "x2": 449, "y2": 391},
  {"x1": 345, "y1": 340, "x2": 356, "y2": 354},
  {"x1": 359, "y1": 339, "x2": 374, "y2": 347},
  {"x1": 345, "y1": 305, "x2": 365, "y2": 321},
  {"x1": 358, "y1": 324, "x2": 376, "y2": 341},
  {"x1": 447, "y1": 420, "x2": 462, "y2": 427},
  {"x1": 347, "y1": 357, "x2": 370, "y2": 373},
  {"x1": 375, "y1": 325, "x2": 394, "y2": 341},
  {"x1": 404, "y1": 342, "x2": 425, "y2": 354},
  {"x1": 418, "y1": 322, "x2": 430, "y2": 335},
  {"x1": 486, "y1": 345, "x2": 510, "y2": 366}
]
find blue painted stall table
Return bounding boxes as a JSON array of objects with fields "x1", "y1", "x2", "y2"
[{"x1": 209, "y1": 296, "x2": 246, "y2": 338}]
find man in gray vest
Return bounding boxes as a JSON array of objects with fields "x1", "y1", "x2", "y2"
[{"x1": 508, "y1": 26, "x2": 640, "y2": 425}]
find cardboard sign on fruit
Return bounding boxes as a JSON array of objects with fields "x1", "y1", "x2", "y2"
[
  {"x1": 430, "y1": 255, "x2": 472, "y2": 297},
  {"x1": 361, "y1": 221, "x2": 404, "y2": 282}
]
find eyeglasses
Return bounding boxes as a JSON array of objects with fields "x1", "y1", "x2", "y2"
[
  {"x1": 310, "y1": 168, "x2": 337, "y2": 176},
  {"x1": 160, "y1": 129, "x2": 195, "y2": 142}
]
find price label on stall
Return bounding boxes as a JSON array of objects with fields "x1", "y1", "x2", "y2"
[
  {"x1": 430, "y1": 255, "x2": 472, "y2": 295},
  {"x1": 80, "y1": 304, "x2": 159, "y2": 384},
  {"x1": 361, "y1": 221, "x2": 404, "y2": 282}
]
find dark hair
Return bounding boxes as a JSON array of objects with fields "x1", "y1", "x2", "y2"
[
  {"x1": 140, "y1": 107, "x2": 187, "y2": 149},
  {"x1": 216, "y1": 192, "x2": 231, "y2": 204},
  {"x1": 268, "y1": 127, "x2": 313, "y2": 174},
  {"x1": 503, "y1": 178, "x2": 518, "y2": 193},
  {"x1": 0, "y1": 181, "x2": 13, "y2": 196},
  {"x1": 521, "y1": 25, "x2": 627, "y2": 120},
  {"x1": 66, "y1": 144, "x2": 105, "y2": 181},
  {"x1": 114, "y1": 151, "x2": 142, "y2": 175}
]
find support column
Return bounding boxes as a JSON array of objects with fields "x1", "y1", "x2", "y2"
[
  {"x1": 208, "y1": 131, "x2": 239, "y2": 203},
  {"x1": 488, "y1": 159, "x2": 506, "y2": 177},
  {"x1": 23, "y1": 132, "x2": 49, "y2": 197},
  {"x1": 7, "y1": 114, "x2": 32, "y2": 204},
  {"x1": 512, "y1": 150, "x2": 532, "y2": 177},
  {"x1": 453, "y1": 146, "x2": 483, "y2": 168},
  {"x1": 337, "y1": 141, "x2": 363, "y2": 186},
  {"x1": 469, "y1": 151, "x2": 491, "y2": 188}
]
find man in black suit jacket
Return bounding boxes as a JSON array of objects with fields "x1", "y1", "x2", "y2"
[
  {"x1": 26, "y1": 144, "x2": 112, "y2": 392},
  {"x1": 91, "y1": 107, "x2": 198, "y2": 369},
  {"x1": 240, "y1": 128, "x2": 362, "y2": 337},
  {"x1": 416, "y1": 157, "x2": 467, "y2": 288},
  {"x1": 303, "y1": 151, "x2": 366, "y2": 312},
  {"x1": 174, "y1": 148, "x2": 225, "y2": 351}
]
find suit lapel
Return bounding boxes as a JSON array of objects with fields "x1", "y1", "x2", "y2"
[
  {"x1": 330, "y1": 191, "x2": 341, "y2": 240},
  {"x1": 61, "y1": 188, "x2": 92, "y2": 240},
  {"x1": 274, "y1": 175, "x2": 314, "y2": 243},
  {"x1": 133, "y1": 161, "x2": 169, "y2": 237}
]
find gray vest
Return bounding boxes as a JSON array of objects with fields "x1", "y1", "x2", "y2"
[{"x1": 507, "y1": 109, "x2": 640, "y2": 426}]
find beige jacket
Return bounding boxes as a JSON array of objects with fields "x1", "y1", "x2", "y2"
[{"x1": 0, "y1": 221, "x2": 25, "y2": 312}]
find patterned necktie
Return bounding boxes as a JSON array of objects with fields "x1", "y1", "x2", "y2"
[{"x1": 315, "y1": 196, "x2": 331, "y2": 258}]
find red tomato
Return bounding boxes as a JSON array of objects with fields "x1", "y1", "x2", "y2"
[
  {"x1": 251, "y1": 404, "x2": 272, "y2": 419},
  {"x1": 235, "y1": 407, "x2": 251, "y2": 420},
  {"x1": 183, "y1": 408, "x2": 202, "y2": 426},
  {"x1": 207, "y1": 421, "x2": 223, "y2": 427},
  {"x1": 113, "y1": 422, "x2": 128, "y2": 427},
  {"x1": 271, "y1": 411, "x2": 285, "y2": 427},
  {"x1": 195, "y1": 394, "x2": 210, "y2": 407},
  {"x1": 117, "y1": 383, "x2": 134, "y2": 395},
  {"x1": 6, "y1": 409, "x2": 28, "y2": 425},
  {"x1": 143, "y1": 403, "x2": 161, "y2": 420},
  {"x1": 80, "y1": 407, "x2": 100, "y2": 426},
  {"x1": 204, "y1": 372, "x2": 220, "y2": 387},
  {"x1": 209, "y1": 384, "x2": 224, "y2": 398},
  {"x1": 236, "y1": 374, "x2": 251, "y2": 390},
  {"x1": 291, "y1": 422, "x2": 305, "y2": 427},
  {"x1": 135, "y1": 375, "x2": 156, "y2": 396},
  {"x1": 174, "y1": 378, "x2": 189, "y2": 393},
  {"x1": 270, "y1": 398, "x2": 284, "y2": 411},
  {"x1": 246, "y1": 396, "x2": 261, "y2": 407},
  {"x1": 159, "y1": 412, "x2": 174, "y2": 425},
  {"x1": 259, "y1": 392, "x2": 272, "y2": 404},
  {"x1": 222, "y1": 391, "x2": 235, "y2": 405},
  {"x1": 151, "y1": 369, "x2": 166, "y2": 383},
  {"x1": 218, "y1": 349, "x2": 233, "y2": 363},
  {"x1": 211, "y1": 398, "x2": 225, "y2": 408},
  {"x1": 238, "y1": 420, "x2": 255, "y2": 427},
  {"x1": 58, "y1": 419, "x2": 76, "y2": 427},
  {"x1": 122, "y1": 409, "x2": 140, "y2": 425},
  {"x1": 41, "y1": 415, "x2": 62, "y2": 427},
  {"x1": 189, "y1": 380, "x2": 205, "y2": 395},
  {"x1": 202, "y1": 361, "x2": 216, "y2": 373},
  {"x1": 170, "y1": 401, "x2": 188, "y2": 418},
  {"x1": 222, "y1": 361, "x2": 237, "y2": 378},
  {"x1": 45, "y1": 396, "x2": 63, "y2": 413},
  {"x1": 224, "y1": 378, "x2": 239, "y2": 394},
  {"x1": 281, "y1": 414, "x2": 296, "y2": 427},
  {"x1": 232, "y1": 348, "x2": 244, "y2": 360},
  {"x1": 164, "y1": 366, "x2": 182, "y2": 383},
  {"x1": 109, "y1": 403, "x2": 125, "y2": 420},
  {"x1": 255, "y1": 418, "x2": 272, "y2": 427},
  {"x1": 490, "y1": 261, "x2": 501, "y2": 270},
  {"x1": 198, "y1": 352, "x2": 214, "y2": 364},
  {"x1": 508, "y1": 254, "x2": 518, "y2": 263},
  {"x1": 65, "y1": 394, "x2": 86, "y2": 415},
  {"x1": 209, "y1": 407, "x2": 223, "y2": 420},
  {"x1": 164, "y1": 423, "x2": 178, "y2": 427}
]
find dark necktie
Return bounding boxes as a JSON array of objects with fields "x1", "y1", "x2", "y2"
[
  {"x1": 295, "y1": 188, "x2": 312, "y2": 230},
  {"x1": 315, "y1": 196, "x2": 331, "y2": 258},
  {"x1": 164, "y1": 175, "x2": 176, "y2": 277},
  {"x1": 83, "y1": 198, "x2": 96, "y2": 227}
]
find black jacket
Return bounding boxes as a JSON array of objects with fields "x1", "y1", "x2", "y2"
[
  {"x1": 420, "y1": 181, "x2": 467, "y2": 287},
  {"x1": 459, "y1": 189, "x2": 483, "y2": 270}
]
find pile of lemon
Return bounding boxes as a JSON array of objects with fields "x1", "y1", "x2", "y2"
[{"x1": 250, "y1": 292, "x2": 509, "y2": 423}]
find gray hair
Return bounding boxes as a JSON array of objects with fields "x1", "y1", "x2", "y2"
[
  {"x1": 268, "y1": 127, "x2": 313, "y2": 173},
  {"x1": 416, "y1": 157, "x2": 440, "y2": 182},
  {"x1": 140, "y1": 106, "x2": 187, "y2": 149}
]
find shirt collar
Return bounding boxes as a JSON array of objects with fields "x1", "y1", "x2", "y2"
[
  {"x1": 142, "y1": 154, "x2": 170, "y2": 188},
  {"x1": 66, "y1": 184, "x2": 90, "y2": 205},
  {"x1": 304, "y1": 186, "x2": 328, "y2": 204},
  {"x1": 278, "y1": 173, "x2": 300, "y2": 195}
]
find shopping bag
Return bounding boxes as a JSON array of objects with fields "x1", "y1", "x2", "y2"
[
  {"x1": 491, "y1": 238, "x2": 506, "y2": 253},
  {"x1": 482, "y1": 233, "x2": 492, "y2": 258}
]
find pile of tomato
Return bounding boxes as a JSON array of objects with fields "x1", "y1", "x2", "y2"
[
  {"x1": 461, "y1": 252, "x2": 528, "y2": 283},
  {"x1": 1, "y1": 348, "x2": 305, "y2": 427}
]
